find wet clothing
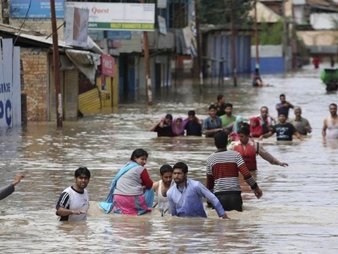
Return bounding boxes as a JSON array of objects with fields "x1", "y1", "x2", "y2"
[
  {"x1": 172, "y1": 118, "x2": 186, "y2": 136},
  {"x1": 206, "y1": 150, "x2": 258, "y2": 211},
  {"x1": 290, "y1": 117, "x2": 312, "y2": 135},
  {"x1": 250, "y1": 117, "x2": 264, "y2": 137},
  {"x1": 185, "y1": 119, "x2": 202, "y2": 136},
  {"x1": 215, "y1": 191, "x2": 243, "y2": 212},
  {"x1": 231, "y1": 141, "x2": 258, "y2": 171},
  {"x1": 156, "y1": 180, "x2": 174, "y2": 216},
  {"x1": 112, "y1": 162, "x2": 153, "y2": 215},
  {"x1": 112, "y1": 194, "x2": 151, "y2": 216},
  {"x1": 229, "y1": 140, "x2": 283, "y2": 171},
  {"x1": 56, "y1": 186, "x2": 89, "y2": 221},
  {"x1": 276, "y1": 103, "x2": 293, "y2": 118},
  {"x1": 325, "y1": 116, "x2": 338, "y2": 139},
  {"x1": 257, "y1": 115, "x2": 276, "y2": 134},
  {"x1": 0, "y1": 184, "x2": 15, "y2": 201},
  {"x1": 153, "y1": 123, "x2": 174, "y2": 137},
  {"x1": 216, "y1": 103, "x2": 226, "y2": 116},
  {"x1": 220, "y1": 115, "x2": 236, "y2": 129},
  {"x1": 167, "y1": 179, "x2": 225, "y2": 218},
  {"x1": 272, "y1": 123, "x2": 296, "y2": 141},
  {"x1": 202, "y1": 116, "x2": 222, "y2": 138}
]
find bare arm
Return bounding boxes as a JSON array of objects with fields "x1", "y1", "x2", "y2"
[
  {"x1": 322, "y1": 119, "x2": 328, "y2": 137},
  {"x1": 258, "y1": 145, "x2": 288, "y2": 167},
  {"x1": 56, "y1": 207, "x2": 86, "y2": 217},
  {"x1": 152, "y1": 181, "x2": 159, "y2": 192}
]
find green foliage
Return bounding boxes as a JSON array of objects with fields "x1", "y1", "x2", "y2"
[
  {"x1": 200, "y1": 0, "x2": 254, "y2": 25},
  {"x1": 258, "y1": 20, "x2": 284, "y2": 45}
]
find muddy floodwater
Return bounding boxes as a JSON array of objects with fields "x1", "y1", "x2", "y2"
[{"x1": 1, "y1": 65, "x2": 338, "y2": 253}]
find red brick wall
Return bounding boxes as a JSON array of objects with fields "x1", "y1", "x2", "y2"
[{"x1": 21, "y1": 48, "x2": 49, "y2": 121}]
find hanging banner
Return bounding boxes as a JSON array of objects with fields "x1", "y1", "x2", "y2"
[
  {"x1": 64, "y1": 7, "x2": 89, "y2": 47},
  {"x1": 66, "y1": 2, "x2": 155, "y2": 31},
  {"x1": 10, "y1": 0, "x2": 64, "y2": 19},
  {"x1": 0, "y1": 39, "x2": 21, "y2": 128}
]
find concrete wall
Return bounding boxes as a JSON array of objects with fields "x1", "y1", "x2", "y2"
[
  {"x1": 251, "y1": 45, "x2": 287, "y2": 74},
  {"x1": 310, "y1": 13, "x2": 338, "y2": 30},
  {"x1": 297, "y1": 30, "x2": 338, "y2": 47},
  {"x1": 21, "y1": 48, "x2": 49, "y2": 121}
]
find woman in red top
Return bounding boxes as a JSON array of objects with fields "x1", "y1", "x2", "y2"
[{"x1": 250, "y1": 117, "x2": 263, "y2": 138}]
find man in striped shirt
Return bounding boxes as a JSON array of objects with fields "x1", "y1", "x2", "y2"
[{"x1": 206, "y1": 131, "x2": 262, "y2": 212}]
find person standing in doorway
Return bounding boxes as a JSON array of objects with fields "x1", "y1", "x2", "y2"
[
  {"x1": 322, "y1": 103, "x2": 338, "y2": 139},
  {"x1": 56, "y1": 167, "x2": 91, "y2": 221}
]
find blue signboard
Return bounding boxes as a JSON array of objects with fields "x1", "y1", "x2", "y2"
[
  {"x1": 10, "y1": 0, "x2": 64, "y2": 19},
  {"x1": 106, "y1": 31, "x2": 132, "y2": 40}
]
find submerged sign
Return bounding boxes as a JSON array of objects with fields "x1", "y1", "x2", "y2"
[
  {"x1": 0, "y1": 39, "x2": 21, "y2": 128},
  {"x1": 66, "y1": 2, "x2": 155, "y2": 31}
]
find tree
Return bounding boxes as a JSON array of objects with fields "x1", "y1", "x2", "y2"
[{"x1": 200, "y1": 0, "x2": 254, "y2": 26}]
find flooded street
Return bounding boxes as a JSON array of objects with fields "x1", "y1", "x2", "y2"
[{"x1": 1, "y1": 64, "x2": 338, "y2": 253}]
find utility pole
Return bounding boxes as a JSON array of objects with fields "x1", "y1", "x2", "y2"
[
  {"x1": 50, "y1": 0, "x2": 63, "y2": 127},
  {"x1": 254, "y1": 0, "x2": 261, "y2": 76},
  {"x1": 140, "y1": 0, "x2": 152, "y2": 105},
  {"x1": 230, "y1": 0, "x2": 237, "y2": 86},
  {"x1": 282, "y1": 0, "x2": 288, "y2": 73},
  {"x1": 194, "y1": 0, "x2": 203, "y2": 86}
]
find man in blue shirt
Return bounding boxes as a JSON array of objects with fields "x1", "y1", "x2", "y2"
[{"x1": 167, "y1": 162, "x2": 229, "y2": 219}]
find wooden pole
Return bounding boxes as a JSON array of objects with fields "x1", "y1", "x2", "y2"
[
  {"x1": 50, "y1": 0, "x2": 63, "y2": 127},
  {"x1": 230, "y1": 0, "x2": 237, "y2": 86},
  {"x1": 254, "y1": 0, "x2": 260, "y2": 74},
  {"x1": 194, "y1": 0, "x2": 203, "y2": 86},
  {"x1": 143, "y1": 31, "x2": 153, "y2": 105},
  {"x1": 1, "y1": 0, "x2": 9, "y2": 24},
  {"x1": 140, "y1": 0, "x2": 152, "y2": 105}
]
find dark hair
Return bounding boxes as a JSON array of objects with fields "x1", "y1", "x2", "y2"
[
  {"x1": 165, "y1": 114, "x2": 173, "y2": 121},
  {"x1": 75, "y1": 167, "x2": 91, "y2": 178},
  {"x1": 217, "y1": 94, "x2": 224, "y2": 101},
  {"x1": 209, "y1": 104, "x2": 217, "y2": 111},
  {"x1": 224, "y1": 103, "x2": 233, "y2": 109},
  {"x1": 130, "y1": 149, "x2": 148, "y2": 161},
  {"x1": 280, "y1": 94, "x2": 285, "y2": 98},
  {"x1": 160, "y1": 164, "x2": 173, "y2": 175},
  {"x1": 188, "y1": 110, "x2": 195, "y2": 116},
  {"x1": 173, "y1": 162, "x2": 188, "y2": 174},
  {"x1": 214, "y1": 131, "x2": 228, "y2": 149},
  {"x1": 329, "y1": 103, "x2": 337, "y2": 108},
  {"x1": 238, "y1": 126, "x2": 250, "y2": 136}
]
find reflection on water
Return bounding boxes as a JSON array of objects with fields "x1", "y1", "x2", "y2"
[{"x1": 1, "y1": 65, "x2": 338, "y2": 253}]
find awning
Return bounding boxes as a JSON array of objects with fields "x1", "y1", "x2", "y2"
[{"x1": 65, "y1": 49, "x2": 101, "y2": 83}]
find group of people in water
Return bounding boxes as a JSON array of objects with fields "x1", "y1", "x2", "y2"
[
  {"x1": 3, "y1": 94, "x2": 338, "y2": 222},
  {"x1": 150, "y1": 93, "x2": 316, "y2": 142}
]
